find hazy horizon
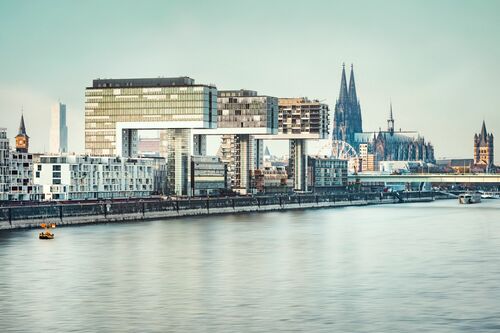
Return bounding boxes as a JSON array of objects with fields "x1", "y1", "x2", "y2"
[{"x1": 0, "y1": 0, "x2": 498, "y2": 162}]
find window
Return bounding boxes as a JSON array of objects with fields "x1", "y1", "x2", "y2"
[
  {"x1": 53, "y1": 179, "x2": 61, "y2": 185},
  {"x1": 53, "y1": 172, "x2": 61, "y2": 178},
  {"x1": 53, "y1": 165, "x2": 61, "y2": 171}
]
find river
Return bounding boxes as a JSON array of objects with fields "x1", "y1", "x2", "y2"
[{"x1": 0, "y1": 199, "x2": 499, "y2": 332}]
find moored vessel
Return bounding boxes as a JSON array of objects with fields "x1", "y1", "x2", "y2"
[{"x1": 458, "y1": 193, "x2": 481, "y2": 204}]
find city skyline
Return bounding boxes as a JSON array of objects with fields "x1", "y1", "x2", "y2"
[{"x1": 0, "y1": 0, "x2": 499, "y2": 162}]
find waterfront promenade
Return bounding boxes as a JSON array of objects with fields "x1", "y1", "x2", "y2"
[{"x1": 0, "y1": 192, "x2": 438, "y2": 230}]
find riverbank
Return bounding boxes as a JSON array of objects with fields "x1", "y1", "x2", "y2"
[{"x1": 0, "y1": 192, "x2": 440, "y2": 230}]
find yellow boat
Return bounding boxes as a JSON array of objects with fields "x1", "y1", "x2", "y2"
[
  {"x1": 39, "y1": 231, "x2": 54, "y2": 239},
  {"x1": 39, "y1": 223, "x2": 56, "y2": 240}
]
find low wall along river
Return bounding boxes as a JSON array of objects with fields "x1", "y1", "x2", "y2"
[{"x1": 0, "y1": 192, "x2": 439, "y2": 230}]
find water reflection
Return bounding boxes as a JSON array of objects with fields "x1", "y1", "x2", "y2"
[{"x1": 0, "y1": 200, "x2": 499, "y2": 332}]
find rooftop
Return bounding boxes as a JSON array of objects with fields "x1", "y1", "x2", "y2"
[{"x1": 90, "y1": 77, "x2": 200, "y2": 88}]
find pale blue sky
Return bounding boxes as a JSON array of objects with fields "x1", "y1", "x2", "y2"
[{"x1": 0, "y1": 0, "x2": 498, "y2": 161}]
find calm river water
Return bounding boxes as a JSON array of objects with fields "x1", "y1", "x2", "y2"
[{"x1": 0, "y1": 199, "x2": 499, "y2": 332}]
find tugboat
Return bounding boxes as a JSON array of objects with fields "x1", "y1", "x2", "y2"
[
  {"x1": 458, "y1": 192, "x2": 481, "y2": 204},
  {"x1": 39, "y1": 223, "x2": 56, "y2": 240}
]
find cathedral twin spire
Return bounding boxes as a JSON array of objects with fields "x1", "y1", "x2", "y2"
[
  {"x1": 333, "y1": 63, "x2": 363, "y2": 144},
  {"x1": 338, "y1": 63, "x2": 358, "y2": 107}
]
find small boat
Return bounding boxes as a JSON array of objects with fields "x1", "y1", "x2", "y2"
[
  {"x1": 38, "y1": 222, "x2": 56, "y2": 240},
  {"x1": 458, "y1": 193, "x2": 481, "y2": 204},
  {"x1": 481, "y1": 192, "x2": 500, "y2": 199},
  {"x1": 39, "y1": 231, "x2": 54, "y2": 240}
]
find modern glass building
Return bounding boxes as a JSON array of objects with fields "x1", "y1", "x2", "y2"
[
  {"x1": 85, "y1": 77, "x2": 217, "y2": 157},
  {"x1": 85, "y1": 77, "x2": 217, "y2": 196}
]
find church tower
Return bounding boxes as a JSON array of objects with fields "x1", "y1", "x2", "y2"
[
  {"x1": 387, "y1": 103, "x2": 394, "y2": 135},
  {"x1": 15, "y1": 114, "x2": 29, "y2": 153},
  {"x1": 473, "y1": 120, "x2": 494, "y2": 167},
  {"x1": 333, "y1": 64, "x2": 363, "y2": 145}
]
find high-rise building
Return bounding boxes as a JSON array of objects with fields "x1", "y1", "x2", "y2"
[
  {"x1": 50, "y1": 102, "x2": 68, "y2": 153},
  {"x1": 276, "y1": 97, "x2": 330, "y2": 191},
  {"x1": 332, "y1": 64, "x2": 362, "y2": 145},
  {"x1": 85, "y1": 77, "x2": 217, "y2": 196},
  {"x1": 473, "y1": 121, "x2": 494, "y2": 170},
  {"x1": 214, "y1": 89, "x2": 278, "y2": 194}
]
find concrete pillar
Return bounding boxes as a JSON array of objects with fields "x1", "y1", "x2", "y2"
[
  {"x1": 253, "y1": 137, "x2": 264, "y2": 170},
  {"x1": 193, "y1": 134, "x2": 206, "y2": 156},
  {"x1": 164, "y1": 129, "x2": 192, "y2": 196},
  {"x1": 290, "y1": 139, "x2": 307, "y2": 192},
  {"x1": 235, "y1": 134, "x2": 250, "y2": 194},
  {"x1": 121, "y1": 129, "x2": 138, "y2": 158}
]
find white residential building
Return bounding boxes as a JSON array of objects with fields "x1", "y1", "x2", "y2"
[
  {"x1": 49, "y1": 102, "x2": 68, "y2": 153},
  {"x1": 34, "y1": 155, "x2": 155, "y2": 200},
  {"x1": 8, "y1": 151, "x2": 42, "y2": 201},
  {"x1": 0, "y1": 128, "x2": 9, "y2": 201}
]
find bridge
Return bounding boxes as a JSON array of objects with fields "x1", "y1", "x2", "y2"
[{"x1": 348, "y1": 173, "x2": 500, "y2": 184}]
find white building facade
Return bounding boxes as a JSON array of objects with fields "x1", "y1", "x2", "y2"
[
  {"x1": 8, "y1": 151, "x2": 43, "y2": 201},
  {"x1": 34, "y1": 155, "x2": 155, "y2": 200}
]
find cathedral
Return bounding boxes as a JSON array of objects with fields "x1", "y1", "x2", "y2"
[
  {"x1": 332, "y1": 64, "x2": 362, "y2": 145},
  {"x1": 473, "y1": 121, "x2": 494, "y2": 171},
  {"x1": 332, "y1": 65, "x2": 435, "y2": 167}
]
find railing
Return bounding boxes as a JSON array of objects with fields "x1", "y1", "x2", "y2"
[{"x1": 0, "y1": 191, "x2": 436, "y2": 223}]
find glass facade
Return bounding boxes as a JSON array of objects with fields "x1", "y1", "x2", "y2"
[
  {"x1": 307, "y1": 157, "x2": 348, "y2": 191},
  {"x1": 85, "y1": 78, "x2": 217, "y2": 156}
]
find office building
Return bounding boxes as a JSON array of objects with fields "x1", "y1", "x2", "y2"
[
  {"x1": 191, "y1": 155, "x2": 227, "y2": 196},
  {"x1": 50, "y1": 102, "x2": 68, "y2": 153},
  {"x1": 307, "y1": 157, "x2": 348, "y2": 193},
  {"x1": 213, "y1": 89, "x2": 278, "y2": 194},
  {"x1": 85, "y1": 77, "x2": 217, "y2": 196}
]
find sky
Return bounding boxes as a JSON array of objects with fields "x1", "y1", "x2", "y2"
[{"x1": 0, "y1": 0, "x2": 499, "y2": 162}]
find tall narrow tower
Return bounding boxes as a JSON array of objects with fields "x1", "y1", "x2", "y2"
[
  {"x1": 348, "y1": 64, "x2": 362, "y2": 134},
  {"x1": 15, "y1": 114, "x2": 29, "y2": 153},
  {"x1": 387, "y1": 103, "x2": 394, "y2": 135},
  {"x1": 49, "y1": 102, "x2": 68, "y2": 153}
]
